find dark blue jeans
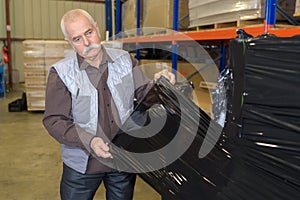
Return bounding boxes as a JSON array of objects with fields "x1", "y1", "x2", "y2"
[{"x1": 60, "y1": 163, "x2": 136, "y2": 200}]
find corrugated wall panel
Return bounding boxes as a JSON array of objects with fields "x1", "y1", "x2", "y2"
[
  {"x1": 9, "y1": 0, "x2": 14, "y2": 37},
  {"x1": 12, "y1": 0, "x2": 25, "y2": 38},
  {"x1": 41, "y1": 0, "x2": 50, "y2": 39},
  {"x1": 80, "y1": 2, "x2": 89, "y2": 12},
  {"x1": 3, "y1": 0, "x2": 105, "y2": 39},
  {"x1": 1, "y1": 0, "x2": 106, "y2": 83},
  {"x1": 48, "y1": 1, "x2": 60, "y2": 39},
  {"x1": 24, "y1": 0, "x2": 34, "y2": 38},
  {"x1": 0, "y1": 0, "x2": 6, "y2": 38},
  {"x1": 32, "y1": 0, "x2": 43, "y2": 38},
  {"x1": 64, "y1": 1, "x2": 73, "y2": 11},
  {"x1": 11, "y1": 41, "x2": 24, "y2": 83}
]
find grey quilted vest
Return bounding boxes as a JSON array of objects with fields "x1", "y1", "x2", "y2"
[{"x1": 52, "y1": 47, "x2": 134, "y2": 173}]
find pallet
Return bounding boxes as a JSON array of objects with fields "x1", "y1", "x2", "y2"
[
  {"x1": 122, "y1": 28, "x2": 173, "y2": 38},
  {"x1": 24, "y1": 77, "x2": 46, "y2": 88},
  {"x1": 194, "y1": 19, "x2": 265, "y2": 30},
  {"x1": 26, "y1": 100, "x2": 45, "y2": 111},
  {"x1": 26, "y1": 94, "x2": 45, "y2": 111},
  {"x1": 199, "y1": 81, "x2": 217, "y2": 90},
  {"x1": 294, "y1": 13, "x2": 300, "y2": 17}
]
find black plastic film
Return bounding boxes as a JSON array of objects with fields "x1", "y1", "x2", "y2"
[
  {"x1": 111, "y1": 35, "x2": 300, "y2": 200},
  {"x1": 225, "y1": 35, "x2": 300, "y2": 200}
]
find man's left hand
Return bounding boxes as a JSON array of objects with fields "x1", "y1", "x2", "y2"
[{"x1": 153, "y1": 69, "x2": 176, "y2": 85}]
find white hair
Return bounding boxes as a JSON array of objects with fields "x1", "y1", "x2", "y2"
[{"x1": 61, "y1": 9, "x2": 96, "y2": 40}]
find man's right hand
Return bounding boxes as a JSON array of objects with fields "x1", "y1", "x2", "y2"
[{"x1": 90, "y1": 137, "x2": 113, "y2": 158}]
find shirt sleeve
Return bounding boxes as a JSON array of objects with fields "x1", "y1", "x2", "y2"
[{"x1": 42, "y1": 68, "x2": 94, "y2": 152}]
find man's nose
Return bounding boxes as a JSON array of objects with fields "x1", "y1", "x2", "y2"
[{"x1": 82, "y1": 35, "x2": 90, "y2": 46}]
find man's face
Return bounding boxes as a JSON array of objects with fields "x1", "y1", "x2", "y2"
[{"x1": 65, "y1": 15, "x2": 101, "y2": 60}]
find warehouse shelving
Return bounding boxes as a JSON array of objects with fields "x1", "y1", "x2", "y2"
[
  {"x1": 117, "y1": 25, "x2": 300, "y2": 43},
  {"x1": 107, "y1": 0, "x2": 300, "y2": 72}
]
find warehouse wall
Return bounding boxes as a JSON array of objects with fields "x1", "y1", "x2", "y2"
[{"x1": 0, "y1": 0, "x2": 105, "y2": 83}]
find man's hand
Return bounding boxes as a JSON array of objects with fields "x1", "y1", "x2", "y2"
[
  {"x1": 90, "y1": 137, "x2": 112, "y2": 158},
  {"x1": 153, "y1": 69, "x2": 176, "y2": 85}
]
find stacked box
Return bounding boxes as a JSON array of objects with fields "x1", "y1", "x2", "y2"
[
  {"x1": 189, "y1": 0, "x2": 296, "y2": 27},
  {"x1": 143, "y1": 0, "x2": 189, "y2": 30},
  {"x1": 295, "y1": 0, "x2": 300, "y2": 16},
  {"x1": 122, "y1": 0, "x2": 189, "y2": 36},
  {"x1": 23, "y1": 40, "x2": 72, "y2": 111},
  {"x1": 122, "y1": 0, "x2": 143, "y2": 34}
]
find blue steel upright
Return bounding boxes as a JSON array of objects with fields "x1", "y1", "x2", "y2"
[
  {"x1": 105, "y1": 0, "x2": 112, "y2": 39},
  {"x1": 0, "y1": 59, "x2": 5, "y2": 98},
  {"x1": 265, "y1": 0, "x2": 277, "y2": 33},
  {"x1": 136, "y1": 0, "x2": 141, "y2": 61},
  {"x1": 116, "y1": 0, "x2": 121, "y2": 37},
  {"x1": 220, "y1": 41, "x2": 227, "y2": 72},
  {"x1": 172, "y1": 0, "x2": 179, "y2": 76}
]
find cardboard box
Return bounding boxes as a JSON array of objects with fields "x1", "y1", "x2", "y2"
[
  {"x1": 122, "y1": 0, "x2": 143, "y2": 33},
  {"x1": 22, "y1": 40, "x2": 72, "y2": 111},
  {"x1": 122, "y1": 0, "x2": 189, "y2": 34},
  {"x1": 295, "y1": 0, "x2": 300, "y2": 16},
  {"x1": 143, "y1": 0, "x2": 189, "y2": 30}
]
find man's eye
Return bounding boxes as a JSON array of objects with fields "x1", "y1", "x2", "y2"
[
  {"x1": 73, "y1": 37, "x2": 81, "y2": 43},
  {"x1": 86, "y1": 30, "x2": 93, "y2": 36}
]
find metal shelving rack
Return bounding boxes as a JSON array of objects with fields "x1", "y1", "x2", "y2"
[{"x1": 105, "y1": 0, "x2": 300, "y2": 71}]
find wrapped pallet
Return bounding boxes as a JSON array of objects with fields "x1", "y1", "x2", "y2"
[
  {"x1": 189, "y1": 0, "x2": 296, "y2": 28},
  {"x1": 23, "y1": 40, "x2": 72, "y2": 111}
]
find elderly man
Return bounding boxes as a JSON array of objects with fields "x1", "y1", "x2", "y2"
[{"x1": 43, "y1": 9, "x2": 174, "y2": 200}]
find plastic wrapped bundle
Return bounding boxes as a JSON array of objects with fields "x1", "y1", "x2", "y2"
[
  {"x1": 111, "y1": 34, "x2": 300, "y2": 199},
  {"x1": 112, "y1": 77, "x2": 232, "y2": 199},
  {"x1": 224, "y1": 34, "x2": 300, "y2": 200}
]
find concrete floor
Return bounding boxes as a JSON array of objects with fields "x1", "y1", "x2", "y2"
[{"x1": 0, "y1": 84, "x2": 160, "y2": 200}]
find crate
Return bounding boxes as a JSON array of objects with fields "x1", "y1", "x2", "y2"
[
  {"x1": 26, "y1": 96, "x2": 45, "y2": 111},
  {"x1": 26, "y1": 87, "x2": 46, "y2": 111},
  {"x1": 8, "y1": 93, "x2": 27, "y2": 112},
  {"x1": 24, "y1": 77, "x2": 46, "y2": 88},
  {"x1": 8, "y1": 99, "x2": 23, "y2": 112},
  {"x1": 24, "y1": 69, "x2": 46, "y2": 78}
]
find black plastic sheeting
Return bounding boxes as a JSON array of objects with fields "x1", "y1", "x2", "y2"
[{"x1": 111, "y1": 35, "x2": 300, "y2": 200}]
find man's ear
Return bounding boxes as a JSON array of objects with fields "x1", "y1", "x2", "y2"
[
  {"x1": 65, "y1": 38, "x2": 75, "y2": 50},
  {"x1": 95, "y1": 22, "x2": 101, "y2": 38},
  {"x1": 64, "y1": 38, "x2": 71, "y2": 45}
]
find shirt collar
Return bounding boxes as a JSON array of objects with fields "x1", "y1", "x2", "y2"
[{"x1": 77, "y1": 45, "x2": 113, "y2": 70}]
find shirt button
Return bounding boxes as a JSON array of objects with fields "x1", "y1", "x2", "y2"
[
  {"x1": 107, "y1": 104, "x2": 110, "y2": 107},
  {"x1": 111, "y1": 120, "x2": 114, "y2": 124},
  {"x1": 103, "y1": 87, "x2": 106, "y2": 91}
]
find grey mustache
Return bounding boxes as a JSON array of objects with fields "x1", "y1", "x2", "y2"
[{"x1": 82, "y1": 44, "x2": 101, "y2": 55}]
